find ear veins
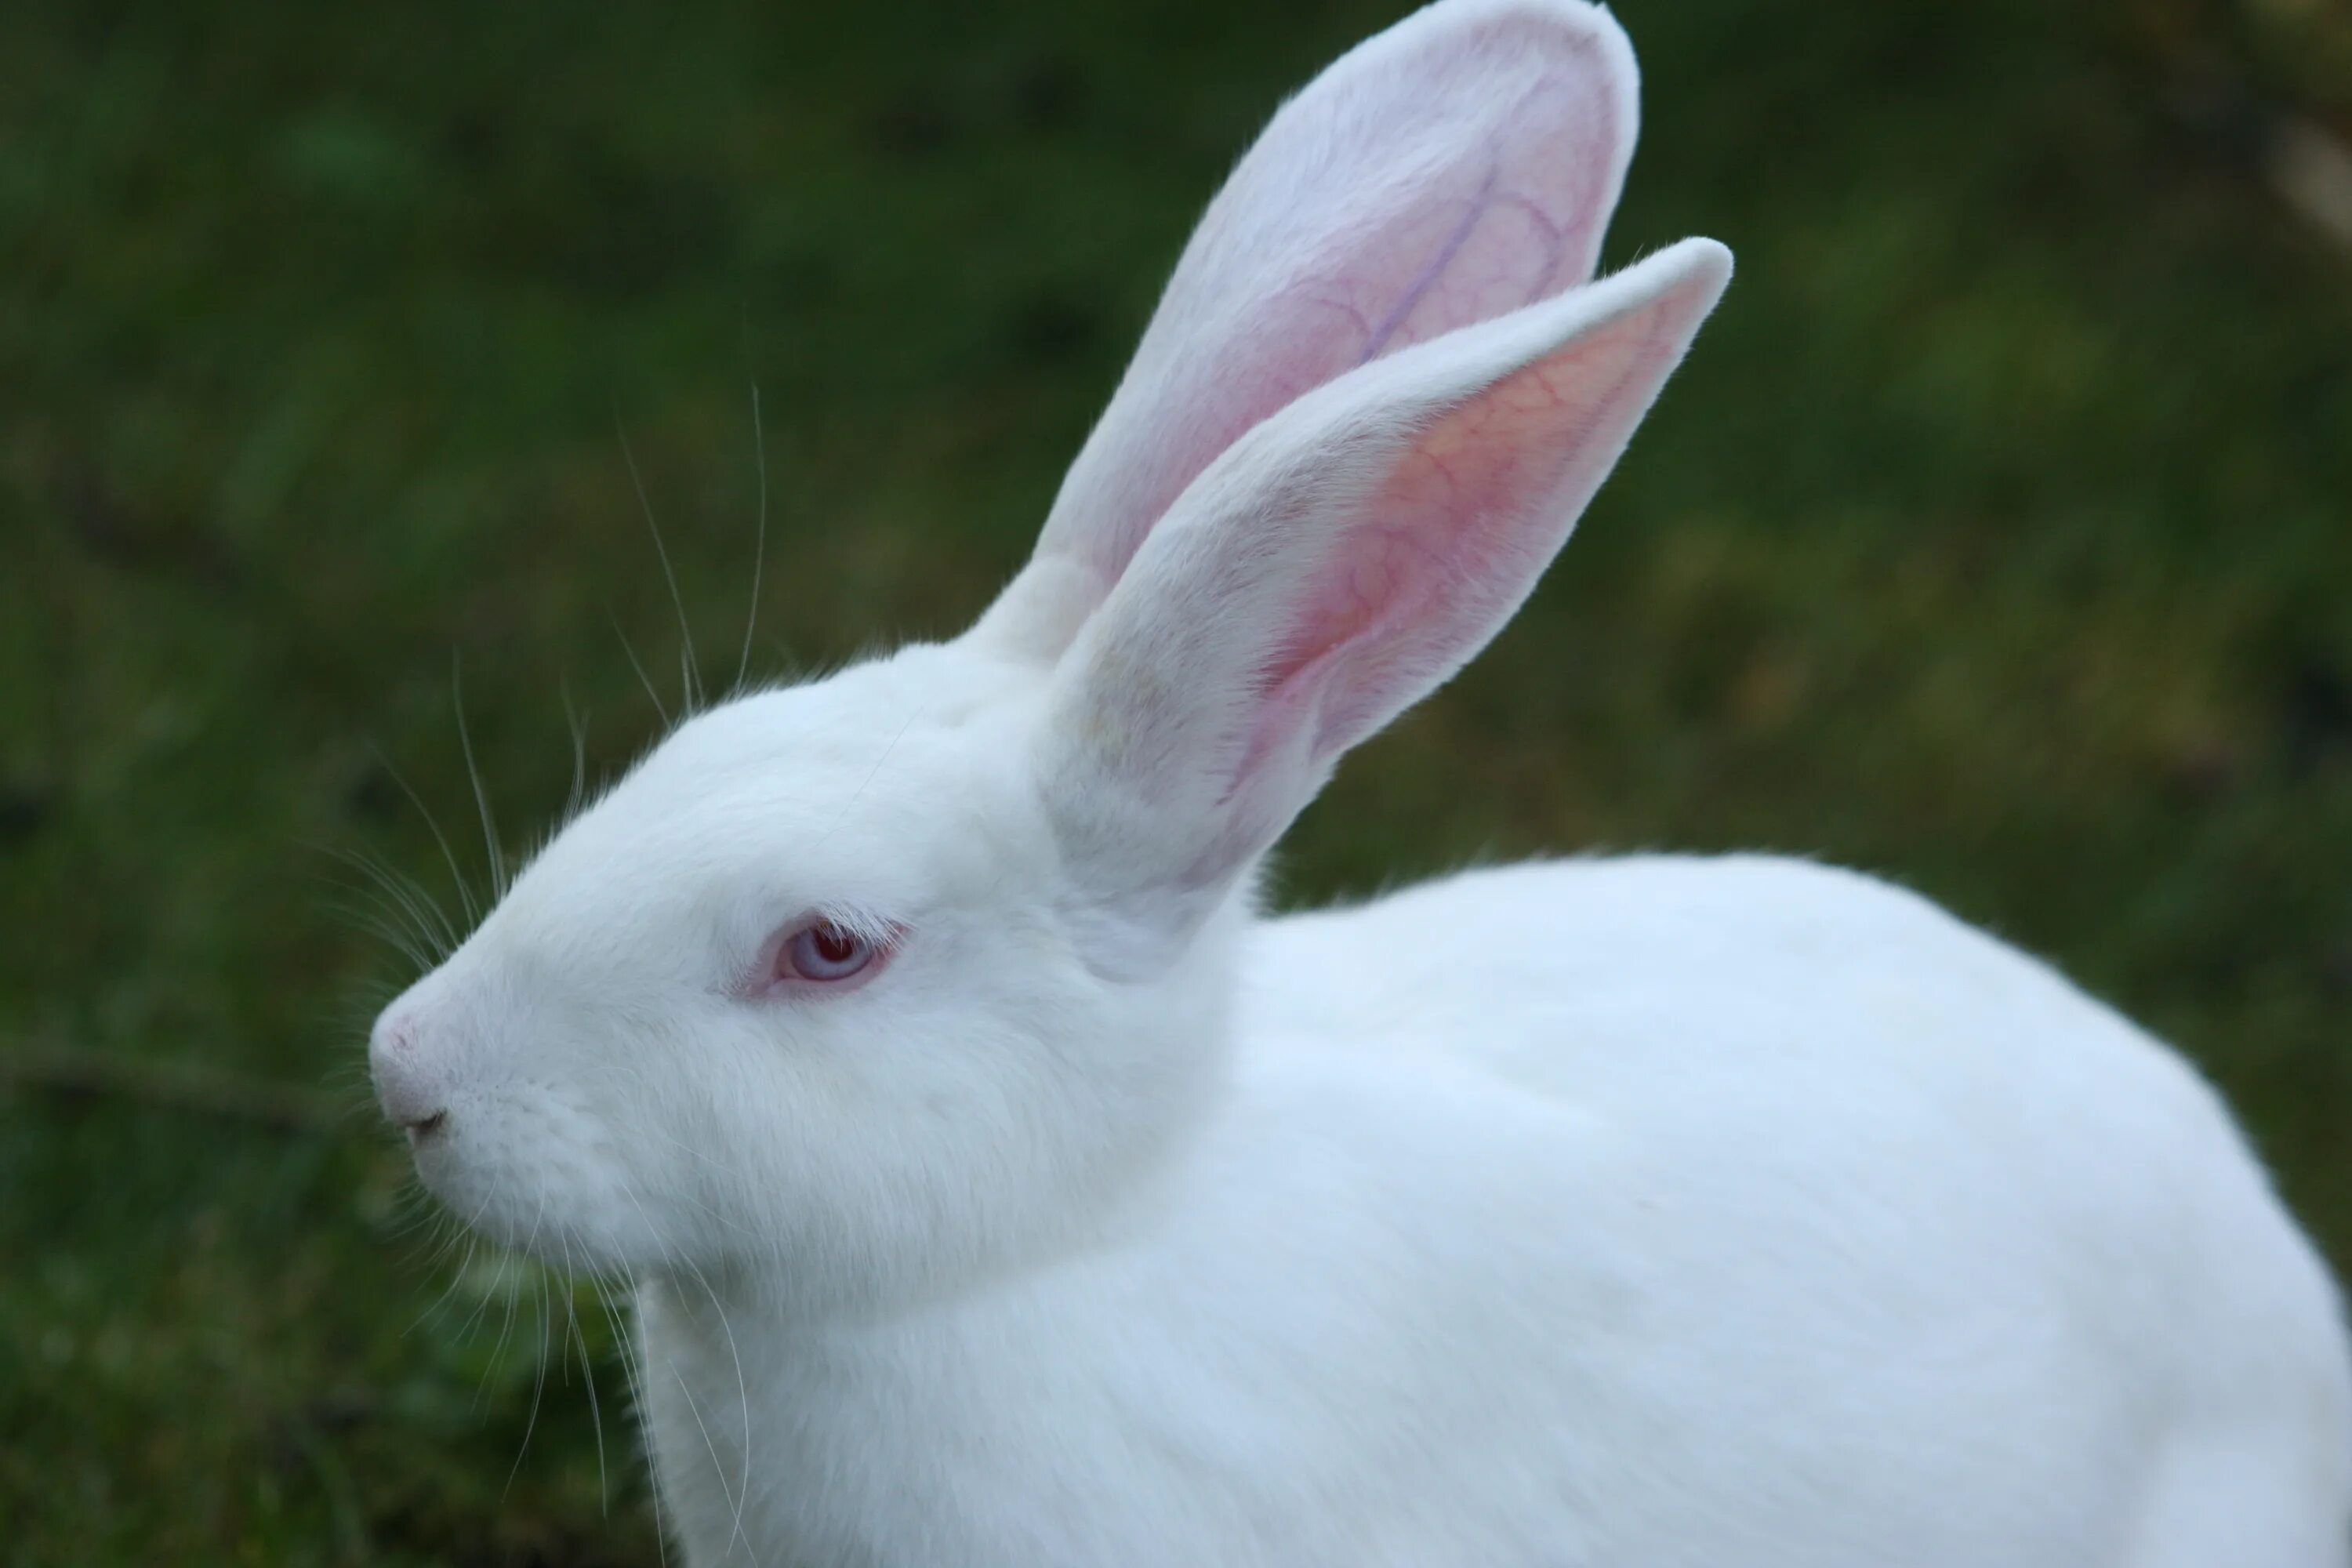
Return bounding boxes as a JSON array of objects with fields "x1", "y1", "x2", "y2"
[{"x1": 1361, "y1": 162, "x2": 1509, "y2": 361}]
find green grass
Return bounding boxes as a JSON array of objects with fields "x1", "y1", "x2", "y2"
[{"x1": 4, "y1": 0, "x2": 2349, "y2": 1559}]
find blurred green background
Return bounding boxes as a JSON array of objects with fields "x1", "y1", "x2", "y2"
[{"x1": 3, "y1": 0, "x2": 2349, "y2": 1559}]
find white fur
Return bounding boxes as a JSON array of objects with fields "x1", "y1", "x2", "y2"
[{"x1": 370, "y1": 2, "x2": 2352, "y2": 1563}]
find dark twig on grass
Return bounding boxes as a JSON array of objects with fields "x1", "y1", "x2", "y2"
[{"x1": 0, "y1": 1043, "x2": 345, "y2": 1134}]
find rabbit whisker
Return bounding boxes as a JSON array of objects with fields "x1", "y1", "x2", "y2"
[
  {"x1": 594, "y1": 1278, "x2": 673, "y2": 1568},
  {"x1": 450, "y1": 653, "x2": 508, "y2": 902},
  {"x1": 610, "y1": 612, "x2": 675, "y2": 731},
  {"x1": 737, "y1": 382, "x2": 768, "y2": 697},
  {"x1": 618, "y1": 1178, "x2": 759, "y2": 1559},
  {"x1": 615, "y1": 412, "x2": 703, "y2": 718},
  {"x1": 681, "y1": 1253, "x2": 757, "y2": 1561},
  {"x1": 563, "y1": 1239, "x2": 612, "y2": 1518},
  {"x1": 501, "y1": 1262, "x2": 556, "y2": 1502},
  {"x1": 560, "y1": 679, "x2": 593, "y2": 827},
  {"x1": 364, "y1": 739, "x2": 483, "y2": 929}
]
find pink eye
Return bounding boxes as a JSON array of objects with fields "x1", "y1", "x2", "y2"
[{"x1": 778, "y1": 920, "x2": 881, "y2": 985}]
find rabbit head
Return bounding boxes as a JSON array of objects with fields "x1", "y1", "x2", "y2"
[{"x1": 368, "y1": 0, "x2": 1730, "y2": 1316}]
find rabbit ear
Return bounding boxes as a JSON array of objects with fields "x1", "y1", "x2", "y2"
[
  {"x1": 974, "y1": 0, "x2": 1642, "y2": 660},
  {"x1": 1038, "y1": 239, "x2": 1730, "y2": 973}
]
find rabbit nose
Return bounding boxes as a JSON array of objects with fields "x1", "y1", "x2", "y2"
[{"x1": 369, "y1": 1008, "x2": 451, "y2": 1138}]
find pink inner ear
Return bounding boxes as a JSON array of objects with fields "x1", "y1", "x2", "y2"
[
  {"x1": 1243, "y1": 303, "x2": 1671, "y2": 775},
  {"x1": 1051, "y1": 16, "x2": 1629, "y2": 595}
]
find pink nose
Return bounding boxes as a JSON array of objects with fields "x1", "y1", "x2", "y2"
[{"x1": 369, "y1": 1007, "x2": 450, "y2": 1138}]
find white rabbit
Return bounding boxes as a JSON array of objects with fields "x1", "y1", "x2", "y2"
[{"x1": 368, "y1": 1, "x2": 2352, "y2": 1563}]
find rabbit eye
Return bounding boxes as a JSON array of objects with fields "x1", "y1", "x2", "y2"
[
  {"x1": 751, "y1": 914, "x2": 902, "y2": 997},
  {"x1": 779, "y1": 920, "x2": 878, "y2": 984}
]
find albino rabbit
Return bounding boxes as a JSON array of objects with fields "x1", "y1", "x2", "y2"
[{"x1": 368, "y1": 1, "x2": 2352, "y2": 1563}]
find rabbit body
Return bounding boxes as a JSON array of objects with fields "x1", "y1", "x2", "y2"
[
  {"x1": 368, "y1": 0, "x2": 2352, "y2": 1561},
  {"x1": 639, "y1": 854, "x2": 2349, "y2": 1567}
]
